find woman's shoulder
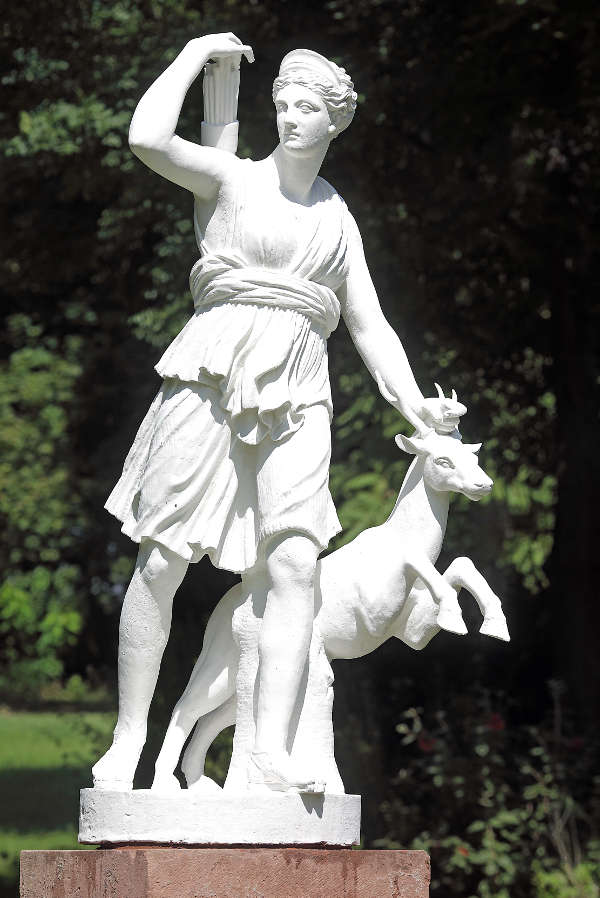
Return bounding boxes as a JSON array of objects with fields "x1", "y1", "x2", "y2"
[
  {"x1": 314, "y1": 175, "x2": 345, "y2": 205},
  {"x1": 314, "y1": 177, "x2": 360, "y2": 241}
]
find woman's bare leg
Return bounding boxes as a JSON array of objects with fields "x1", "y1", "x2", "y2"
[
  {"x1": 251, "y1": 531, "x2": 322, "y2": 790},
  {"x1": 92, "y1": 539, "x2": 188, "y2": 789}
]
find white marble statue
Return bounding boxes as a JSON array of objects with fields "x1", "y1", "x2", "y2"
[{"x1": 91, "y1": 33, "x2": 489, "y2": 798}]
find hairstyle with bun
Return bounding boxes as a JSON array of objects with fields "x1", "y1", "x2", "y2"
[{"x1": 273, "y1": 49, "x2": 357, "y2": 136}]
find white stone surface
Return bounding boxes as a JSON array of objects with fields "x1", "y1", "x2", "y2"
[{"x1": 79, "y1": 789, "x2": 360, "y2": 847}]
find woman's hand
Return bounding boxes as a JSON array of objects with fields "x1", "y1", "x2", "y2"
[
  {"x1": 187, "y1": 32, "x2": 254, "y2": 66},
  {"x1": 418, "y1": 384, "x2": 467, "y2": 435}
]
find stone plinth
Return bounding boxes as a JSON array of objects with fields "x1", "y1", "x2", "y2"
[
  {"x1": 79, "y1": 789, "x2": 360, "y2": 847},
  {"x1": 20, "y1": 847, "x2": 431, "y2": 897}
]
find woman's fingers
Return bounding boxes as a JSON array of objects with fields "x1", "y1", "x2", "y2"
[{"x1": 210, "y1": 33, "x2": 254, "y2": 63}]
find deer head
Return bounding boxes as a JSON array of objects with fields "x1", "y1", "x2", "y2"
[{"x1": 395, "y1": 429, "x2": 493, "y2": 501}]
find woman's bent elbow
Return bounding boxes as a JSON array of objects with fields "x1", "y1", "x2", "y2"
[
  {"x1": 129, "y1": 133, "x2": 155, "y2": 154},
  {"x1": 128, "y1": 138, "x2": 168, "y2": 170}
]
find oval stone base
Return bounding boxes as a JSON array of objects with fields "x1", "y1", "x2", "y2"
[{"x1": 79, "y1": 788, "x2": 361, "y2": 847}]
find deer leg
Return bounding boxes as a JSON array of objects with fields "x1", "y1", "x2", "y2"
[
  {"x1": 407, "y1": 554, "x2": 467, "y2": 636},
  {"x1": 393, "y1": 581, "x2": 441, "y2": 650},
  {"x1": 152, "y1": 587, "x2": 241, "y2": 792},
  {"x1": 182, "y1": 693, "x2": 237, "y2": 792},
  {"x1": 443, "y1": 557, "x2": 510, "y2": 642}
]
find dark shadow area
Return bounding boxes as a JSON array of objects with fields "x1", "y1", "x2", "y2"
[{"x1": 301, "y1": 794, "x2": 325, "y2": 818}]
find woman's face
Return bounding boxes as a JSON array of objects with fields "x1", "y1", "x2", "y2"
[{"x1": 274, "y1": 83, "x2": 335, "y2": 155}]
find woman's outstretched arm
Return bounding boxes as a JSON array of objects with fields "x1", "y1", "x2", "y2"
[
  {"x1": 128, "y1": 33, "x2": 253, "y2": 198},
  {"x1": 339, "y1": 213, "x2": 428, "y2": 432}
]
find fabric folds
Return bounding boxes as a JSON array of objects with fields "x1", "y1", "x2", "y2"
[{"x1": 106, "y1": 160, "x2": 351, "y2": 572}]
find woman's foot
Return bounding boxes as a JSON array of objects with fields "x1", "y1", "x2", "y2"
[
  {"x1": 249, "y1": 751, "x2": 326, "y2": 794},
  {"x1": 92, "y1": 730, "x2": 146, "y2": 791}
]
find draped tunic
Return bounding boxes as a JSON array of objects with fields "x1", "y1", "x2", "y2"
[{"x1": 106, "y1": 158, "x2": 352, "y2": 572}]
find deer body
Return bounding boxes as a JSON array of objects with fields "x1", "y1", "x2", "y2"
[
  {"x1": 152, "y1": 429, "x2": 510, "y2": 794},
  {"x1": 317, "y1": 454, "x2": 450, "y2": 659}
]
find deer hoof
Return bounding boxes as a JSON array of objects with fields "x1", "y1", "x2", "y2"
[
  {"x1": 436, "y1": 605, "x2": 468, "y2": 636},
  {"x1": 480, "y1": 616, "x2": 510, "y2": 642},
  {"x1": 151, "y1": 771, "x2": 182, "y2": 793},
  {"x1": 187, "y1": 775, "x2": 222, "y2": 794}
]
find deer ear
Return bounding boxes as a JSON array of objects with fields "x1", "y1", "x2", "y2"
[
  {"x1": 395, "y1": 433, "x2": 427, "y2": 456},
  {"x1": 465, "y1": 442, "x2": 482, "y2": 454}
]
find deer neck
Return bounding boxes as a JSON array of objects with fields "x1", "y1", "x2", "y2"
[{"x1": 387, "y1": 456, "x2": 449, "y2": 563}]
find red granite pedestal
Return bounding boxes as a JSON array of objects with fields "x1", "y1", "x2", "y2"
[{"x1": 20, "y1": 847, "x2": 430, "y2": 897}]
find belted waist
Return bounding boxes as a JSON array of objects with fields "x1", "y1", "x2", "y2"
[{"x1": 190, "y1": 252, "x2": 341, "y2": 338}]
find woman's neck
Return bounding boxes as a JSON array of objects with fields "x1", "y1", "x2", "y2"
[{"x1": 271, "y1": 144, "x2": 328, "y2": 204}]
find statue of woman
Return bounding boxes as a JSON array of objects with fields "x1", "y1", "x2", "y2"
[{"x1": 92, "y1": 33, "x2": 456, "y2": 792}]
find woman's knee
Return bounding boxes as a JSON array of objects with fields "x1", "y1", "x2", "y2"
[
  {"x1": 265, "y1": 532, "x2": 319, "y2": 588},
  {"x1": 138, "y1": 540, "x2": 187, "y2": 590}
]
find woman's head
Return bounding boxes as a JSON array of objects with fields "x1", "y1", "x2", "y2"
[{"x1": 273, "y1": 49, "x2": 357, "y2": 138}]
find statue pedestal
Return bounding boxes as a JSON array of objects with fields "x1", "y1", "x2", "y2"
[
  {"x1": 20, "y1": 847, "x2": 430, "y2": 897},
  {"x1": 79, "y1": 788, "x2": 360, "y2": 847}
]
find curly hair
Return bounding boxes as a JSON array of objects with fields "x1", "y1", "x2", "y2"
[{"x1": 272, "y1": 65, "x2": 357, "y2": 136}]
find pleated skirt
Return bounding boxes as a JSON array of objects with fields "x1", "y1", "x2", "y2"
[{"x1": 105, "y1": 378, "x2": 341, "y2": 573}]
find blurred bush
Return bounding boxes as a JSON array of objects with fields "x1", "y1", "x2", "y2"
[{"x1": 375, "y1": 683, "x2": 599, "y2": 896}]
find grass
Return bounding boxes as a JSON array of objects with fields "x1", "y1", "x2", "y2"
[
  {"x1": 0, "y1": 703, "x2": 233, "y2": 897},
  {"x1": 0, "y1": 709, "x2": 115, "y2": 898}
]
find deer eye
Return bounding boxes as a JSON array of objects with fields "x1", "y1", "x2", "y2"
[{"x1": 434, "y1": 457, "x2": 455, "y2": 469}]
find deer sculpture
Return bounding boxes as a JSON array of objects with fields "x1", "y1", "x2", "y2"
[{"x1": 151, "y1": 410, "x2": 510, "y2": 795}]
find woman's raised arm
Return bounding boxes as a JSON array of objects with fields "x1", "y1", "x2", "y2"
[{"x1": 128, "y1": 33, "x2": 253, "y2": 199}]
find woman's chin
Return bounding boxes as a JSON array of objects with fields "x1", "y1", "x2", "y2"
[{"x1": 279, "y1": 137, "x2": 329, "y2": 158}]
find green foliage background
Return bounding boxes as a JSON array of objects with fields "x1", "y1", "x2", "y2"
[{"x1": 1, "y1": 0, "x2": 599, "y2": 895}]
